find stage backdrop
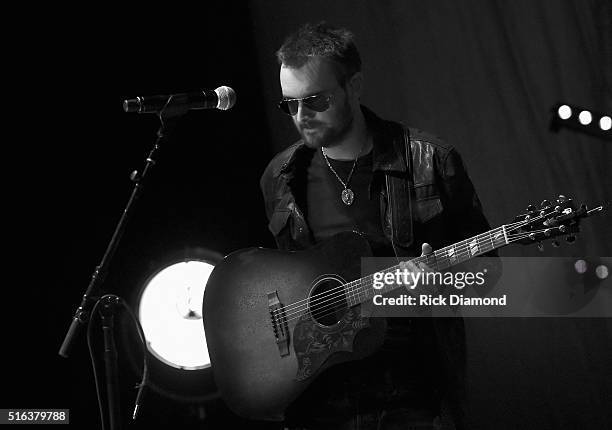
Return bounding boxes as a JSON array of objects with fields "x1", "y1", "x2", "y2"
[{"x1": 248, "y1": 1, "x2": 612, "y2": 429}]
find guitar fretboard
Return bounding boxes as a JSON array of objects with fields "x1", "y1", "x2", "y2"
[{"x1": 343, "y1": 226, "x2": 507, "y2": 306}]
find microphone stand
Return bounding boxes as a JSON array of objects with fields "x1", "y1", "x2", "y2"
[
  {"x1": 100, "y1": 295, "x2": 121, "y2": 430},
  {"x1": 59, "y1": 96, "x2": 190, "y2": 429}
]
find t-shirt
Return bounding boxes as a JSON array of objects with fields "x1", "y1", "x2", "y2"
[{"x1": 306, "y1": 148, "x2": 392, "y2": 257}]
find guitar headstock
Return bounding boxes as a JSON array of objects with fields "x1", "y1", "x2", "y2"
[{"x1": 511, "y1": 195, "x2": 604, "y2": 250}]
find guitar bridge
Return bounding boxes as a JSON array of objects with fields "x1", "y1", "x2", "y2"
[{"x1": 268, "y1": 291, "x2": 290, "y2": 357}]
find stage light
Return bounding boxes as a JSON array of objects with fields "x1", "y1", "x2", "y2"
[
  {"x1": 578, "y1": 110, "x2": 592, "y2": 125},
  {"x1": 557, "y1": 105, "x2": 572, "y2": 120},
  {"x1": 121, "y1": 247, "x2": 224, "y2": 403},
  {"x1": 551, "y1": 103, "x2": 611, "y2": 139},
  {"x1": 596, "y1": 265, "x2": 609, "y2": 280},
  {"x1": 574, "y1": 259, "x2": 587, "y2": 274},
  {"x1": 138, "y1": 260, "x2": 214, "y2": 370}
]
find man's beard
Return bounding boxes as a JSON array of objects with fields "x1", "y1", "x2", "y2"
[{"x1": 296, "y1": 100, "x2": 354, "y2": 149}]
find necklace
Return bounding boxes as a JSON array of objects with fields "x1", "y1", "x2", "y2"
[{"x1": 321, "y1": 142, "x2": 365, "y2": 206}]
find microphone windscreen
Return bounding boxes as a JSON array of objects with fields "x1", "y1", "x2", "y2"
[{"x1": 215, "y1": 86, "x2": 237, "y2": 110}]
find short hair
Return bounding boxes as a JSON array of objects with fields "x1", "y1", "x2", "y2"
[{"x1": 276, "y1": 22, "x2": 361, "y2": 84}]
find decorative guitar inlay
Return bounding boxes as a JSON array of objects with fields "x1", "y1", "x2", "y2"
[
  {"x1": 447, "y1": 247, "x2": 456, "y2": 262},
  {"x1": 469, "y1": 238, "x2": 479, "y2": 256}
]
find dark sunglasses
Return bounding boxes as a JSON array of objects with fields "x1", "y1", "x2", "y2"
[{"x1": 277, "y1": 93, "x2": 334, "y2": 116}]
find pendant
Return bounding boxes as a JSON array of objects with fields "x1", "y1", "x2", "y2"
[{"x1": 341, "y1": 188, "x2": 355, "y2": 205}]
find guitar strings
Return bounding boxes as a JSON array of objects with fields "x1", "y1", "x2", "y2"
[
  {"x1": 272, "y1": 215, "x2": 549, "y2": 323},
  {"x1": 286, "y1": 215, "x2": 536, "y2": 314},
  {"x1": 272, "y1": 215, "x2": 554, "y2": 324},
  {"x1": 275, "y1": 225, "x2": 557, "y2": 326},
  {"x1": 274, "y1": 226, "x2": 537, "y2": 325}
]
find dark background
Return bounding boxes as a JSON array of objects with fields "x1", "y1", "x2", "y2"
[{"x1": 6, "y1": 1, "x2": 612, "y2": 429}]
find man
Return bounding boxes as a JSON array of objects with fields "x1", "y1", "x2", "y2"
[{"x1": 260, "y1": 22, "x2": 497, "y2": 430}]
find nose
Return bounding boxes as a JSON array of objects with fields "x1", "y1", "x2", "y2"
[{"x1": 296, "y1": 101, "x2": 315, "y2": 122}]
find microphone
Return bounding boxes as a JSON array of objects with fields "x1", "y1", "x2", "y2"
[{"x1": 123, "y1": 86, "x2": 236, "y2": 113}]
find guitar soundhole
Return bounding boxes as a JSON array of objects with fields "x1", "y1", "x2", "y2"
[{"x1": 309, "y1": 277, "x2": 348, "y2": 327}]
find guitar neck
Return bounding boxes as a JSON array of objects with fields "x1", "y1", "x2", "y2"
[{"x1": 345, "y1": 225, "x2": 509, "y2": 306}]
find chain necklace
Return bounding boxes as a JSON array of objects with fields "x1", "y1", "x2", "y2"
[{"x1": 321, "y1": 141, "x2": 366, "y2": 206}]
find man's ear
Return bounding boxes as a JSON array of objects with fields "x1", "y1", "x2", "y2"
[{"x1": 347, "y1": 72, "x2": 364, "y2": 101}]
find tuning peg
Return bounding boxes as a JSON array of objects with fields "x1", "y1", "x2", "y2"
[
  {"x1": 541, "y1": 199, "x2": 552, "y2": 208},
  {"x1": 565, "y1": 235, "x2": 576, "y2": 244},
  {"x1": 557, "y1": 195, "x2": 567, "y2": 203},
  {"x1": 527, "y1": 204, "x2": 536, "y2": 212},
  {"x1": 559, "y1": 225, "x2": 567, "y2": 233},
  {"x1": 551, "y1": 240, "x2": 560, "y2": 248},
  {"x1": 537, "y1": 243, "x2": 544, "y2": 252},
  {"x1": 544, "y1": 229, "x2": 552, "y2": 237},
  {"x1": 529, "y1": 233, "x2": 537, "y2": 241}
]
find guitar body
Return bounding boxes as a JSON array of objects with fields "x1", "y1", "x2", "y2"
[
  {"x1": 202, "y1": 194, "x2": 598, "y2": 421},
  {"x1": 203, "y1": 231, "x2": 385, "y2": 421}
]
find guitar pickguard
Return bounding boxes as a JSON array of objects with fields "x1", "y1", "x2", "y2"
[{"x1": 293, "y1": 307, "x2": 370, "y2": 381}]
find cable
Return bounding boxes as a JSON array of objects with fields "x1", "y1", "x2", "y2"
[{"x1": 86, "y1": 294, "x2": 150, "y2": 429}]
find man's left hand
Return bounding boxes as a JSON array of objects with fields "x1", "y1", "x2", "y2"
[{"x1": 398, "y1": 242, "x2": 435, "y2": 293}]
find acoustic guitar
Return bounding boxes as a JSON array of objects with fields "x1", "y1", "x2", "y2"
[{"x1": 202, "y1": 196, "x2": 603, "y2": 421}]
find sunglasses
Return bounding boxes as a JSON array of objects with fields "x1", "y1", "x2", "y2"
[{"x1": 277, "y1": 93, "x2": 334, "y2": 116}]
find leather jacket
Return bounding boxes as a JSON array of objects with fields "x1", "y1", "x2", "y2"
[{"x1": 260, "y1": 106, "x2": 493, "y2": 257}]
